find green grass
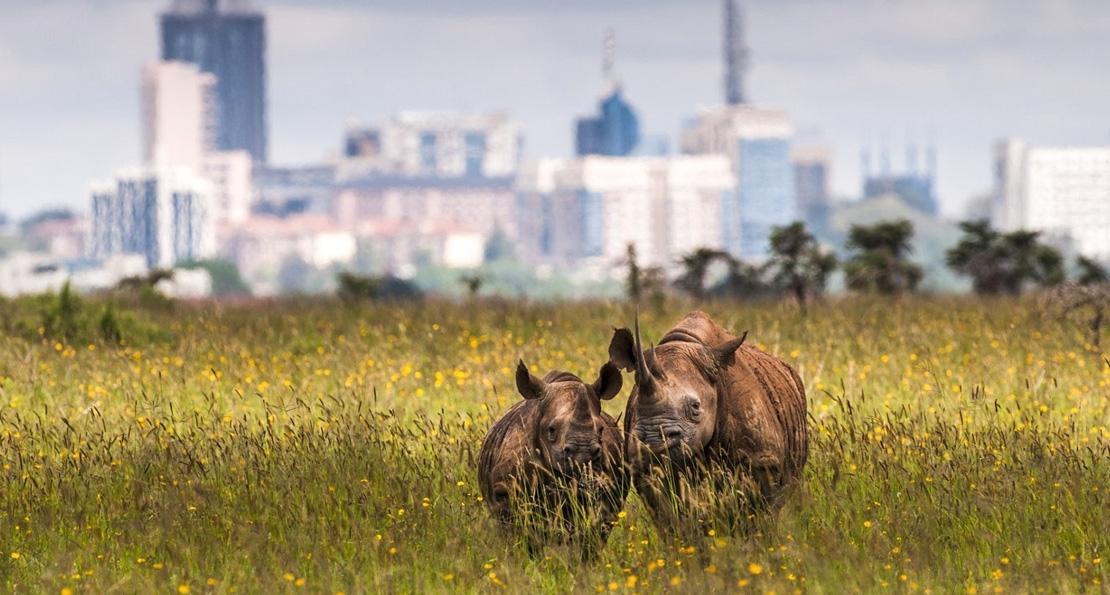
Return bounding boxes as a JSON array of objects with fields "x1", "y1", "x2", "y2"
[{"x1": 2, "y1": 296, "x2": 1109, "y2": 593}]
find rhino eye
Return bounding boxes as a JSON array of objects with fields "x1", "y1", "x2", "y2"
[
  {"x1": 547, "y1": 425, "x2": 557, "y2": 441},
  {"x1": 686, "y1": 399, "x2": 702, "y2": 420}
]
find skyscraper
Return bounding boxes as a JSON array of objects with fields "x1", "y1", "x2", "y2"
[
  {"x1": 680, "y1": 106, "x2": 795, "y2": 259},
  {"x1": 723, "y1": 0, "x2": 748, "y2": 105},
  {"x1": 574, "y1": 30, "x2": 640, "y2": 157},
  {"x1": 161, "y1": 0, "x2": 267, "y2": 164}
]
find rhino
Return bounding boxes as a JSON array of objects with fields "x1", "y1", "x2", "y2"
[
  {"x1": 478, "y1": 360, "x2": 629, "y2": 558},
  {"x1": 608, "y1": 311, "x2": 808, "y2": 533}
]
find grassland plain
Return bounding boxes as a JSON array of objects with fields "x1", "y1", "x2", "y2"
[{"x1": 2, "y1": 296, "x2": 1110, "y2": 594}]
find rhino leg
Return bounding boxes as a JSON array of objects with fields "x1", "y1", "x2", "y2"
[{"x1": 747, "y1": 453, "x2": 786, "y2": 509}]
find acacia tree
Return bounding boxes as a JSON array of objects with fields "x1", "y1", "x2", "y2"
[
  {"x1": 1077, "y1": 255, "x2": 1109, "y2": 286},
  {"x1": 766, "y1": 221, "x2": 837, "y2": 311},
  {"x1": 946, "y1": 219, "x2": 1065, "y2": 295},
  {"x1": 674, "y1": 247, "x2": 730, "y2": 301},
  {"x1": 711, "y1": 257, "x2": 770, "y2": 300},
  {"x1": 843, "y1": 219, "x2": 923, "y2": 295},
  {"x1": 622, "y1": 243, "x2": 667, "y2": 303}
]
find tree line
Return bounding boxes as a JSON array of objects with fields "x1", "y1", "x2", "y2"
[{"x1": 632, "y1": 218, "x2": 1109, "y2": 308}]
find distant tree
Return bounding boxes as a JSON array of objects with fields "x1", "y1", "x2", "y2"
[
  {"x1": 766, "y1": 221, "x2": 837, "y2": 311},
  {"x1": 1077, "y1": 255, "x2": 1109, "y2": 286},
  {"x1": 946, "y1": 220, "x2": 1065, "y2": 295},
  {"x1": 624, "y1": 243, "x2": 642, "y2": 302},
  {"x1": 459, "y1": 274, "x2": 485, "y2": 298},
  {"x1": 179, "y1": 259, "x2": 250, "y2": 297},
  {"x1": 116, "y1": 269, "x2": 174, "y2": 293},
  {"x1": 622, "y1": 243, "x2": 667, "y2": 305},
  {"x1": 376, "y1": 275, "x2": 423, "y2": 300},
  {"x1": 1045, "y1": 282, "x2": 1110, "y2": 350},
  {"x1": 674, "y1": 247, "x2": 730, "y2": 301},
  {"x1": 711, "y1": 258, "x2": 771, "y2": 300},
  {"x1": 641, "y1": 265, "x2": 668, "y2": 309},
  {"x1": 337, "y1": 271, "x2": 380, "y2": 302},
  {"x1": 843, "y1": 219, "x2": 923, "y2": 295},
  {"x1": 336, "y1": 271, "x2": 423, "y2": 303}
]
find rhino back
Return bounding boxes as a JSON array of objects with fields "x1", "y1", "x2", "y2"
[{"x1": 659, "y1": 311, "x2": 735, "y2": 348}]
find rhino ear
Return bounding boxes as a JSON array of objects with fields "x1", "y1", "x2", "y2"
[
  {"x1": 712, "y1": 331, "x2": 748, "y2": 367},
  {"x1": 608, "y1": 327, "x2": 637, "y2": 372},
  {"x1": 515, "y1": 360, "x2": 546, "y2": 400},
  {"x1": 592, "y1": 361, "x2": 623, "y2": 401}
]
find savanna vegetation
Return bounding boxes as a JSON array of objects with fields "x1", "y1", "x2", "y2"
[{"x1": 2, "y1": 291, "x2": 1110, "y2": 594}]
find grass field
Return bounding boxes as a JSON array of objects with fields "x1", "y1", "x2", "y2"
[{"x1": 2, "y1": 295, "x2": 1109, "y2": 594}]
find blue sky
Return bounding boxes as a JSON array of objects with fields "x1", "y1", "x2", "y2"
[{"x1": 1, "y1": 0, "x2": 1108, "y2": 219}]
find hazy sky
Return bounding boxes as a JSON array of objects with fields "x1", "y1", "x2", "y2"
[{"x1": 1, "y1": 0, "x2": 1109, "y2": 220}]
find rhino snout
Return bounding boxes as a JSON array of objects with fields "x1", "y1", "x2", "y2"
[
  {"x1": 636, "y1": 423, "x2": 685, "y2": 451},
  {"x1": 562, "y1": 442, "x2": 602, "y2": 464}
]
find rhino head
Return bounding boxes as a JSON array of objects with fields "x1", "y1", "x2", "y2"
[
  {"x1": 609, "y1": 315, "x2": 746, "y2": 462},
  {"x1": 515, "y1": 360, "x2": 622, "y2": 474}
]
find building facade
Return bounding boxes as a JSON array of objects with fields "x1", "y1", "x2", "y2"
[
  {"x1": 681, "y1": 105, "x2": 795, "y2": 258},
  {"x1": 161, "y1": 0, "x2": 268, "y2": 163},
  {"x1": 202, "y1": 149, "x2": 252, "y2": 225},
  {"x1": 575, "y1": 84, "x2": 640, "y2": 157},
  {"x1": 993, "y1": 139, "x2": 1110, "y2": 259},
  {"x1": 792, "y1": 145, "x2": 831, "y2": 229},
  {"x1": 515, "y1": 155, "x2": 736, "y2": 274},
  {"x1": 142, "y1": 60, "x2": 216, "y2": 171},
  {"x1": 91, "y1": 166, "x2": 216, "y2": 268},
  {"x1": 341, "y1": 111, "x2": 520, "y2": 180}
]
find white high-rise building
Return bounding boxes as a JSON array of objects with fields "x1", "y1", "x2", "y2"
[
  {"x1": 142, "y1": 61, "x2": 216, "y2": 171},
  {"x1": 90, "y1": 166, "x2": 215, "y2": 269},
  {"x1": 993, "y1": 139, "x2": 1110, "y2": 259},
  {"x1": 515, "y1": 155, "x2": 736, "y2": 273},
  {"x1": 142, "y1": 61, "x2": 254, "y2": 227}
]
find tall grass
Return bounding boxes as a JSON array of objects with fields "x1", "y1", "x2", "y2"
[{"x1": 1, "y1": 296, "x2": 1108, "y2": 593}]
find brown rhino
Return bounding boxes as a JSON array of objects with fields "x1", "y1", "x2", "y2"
[
  {"x1": 608, "y1": 311, "x2": 808, "y2": 532},
  {"x1": 478, "y1": 360, "x2": 629, "y2": 557}
]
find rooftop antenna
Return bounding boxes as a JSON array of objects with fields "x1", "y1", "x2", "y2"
[
  {"x1": 603, "y1": 28, "x2": 616, "y2": 83},
  {"x1": 723, "y1": 0, "x2": 748, "y2": 105}
]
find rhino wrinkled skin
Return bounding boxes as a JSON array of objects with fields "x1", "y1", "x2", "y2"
[
  {"x1": 609, "y1": 311, "x2": 808, "y2": 532},
  {"x1": 478, "y1": 360, "x2": 629, "y2": 557}
]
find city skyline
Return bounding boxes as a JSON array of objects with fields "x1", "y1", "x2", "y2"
[{"x1": 1, "y1": 0, "x2": 1109, "y2": 219}]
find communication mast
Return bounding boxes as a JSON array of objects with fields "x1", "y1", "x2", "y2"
[{"x1": 723, "y1": 0, "x2": 748, "y2": 105}]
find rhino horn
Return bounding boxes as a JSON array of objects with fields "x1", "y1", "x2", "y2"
[{"x1": 633, "y1": 309, "x2": 657, "y2": 394}]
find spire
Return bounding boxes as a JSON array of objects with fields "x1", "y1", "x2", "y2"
[
  {"x1": 724, "y1": 0, "x2": 748, "y2": 105},
  {"x1": 603, "y1": 28, "x2": 616, "y2": 83}
]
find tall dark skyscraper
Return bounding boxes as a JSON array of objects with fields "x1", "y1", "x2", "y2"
[
  {"x1": 161, "y1": 0, "x2": 267, "y2": 164},
  {"x1": 723, "y1": 0, "x2": 748, "y2": 105}
]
